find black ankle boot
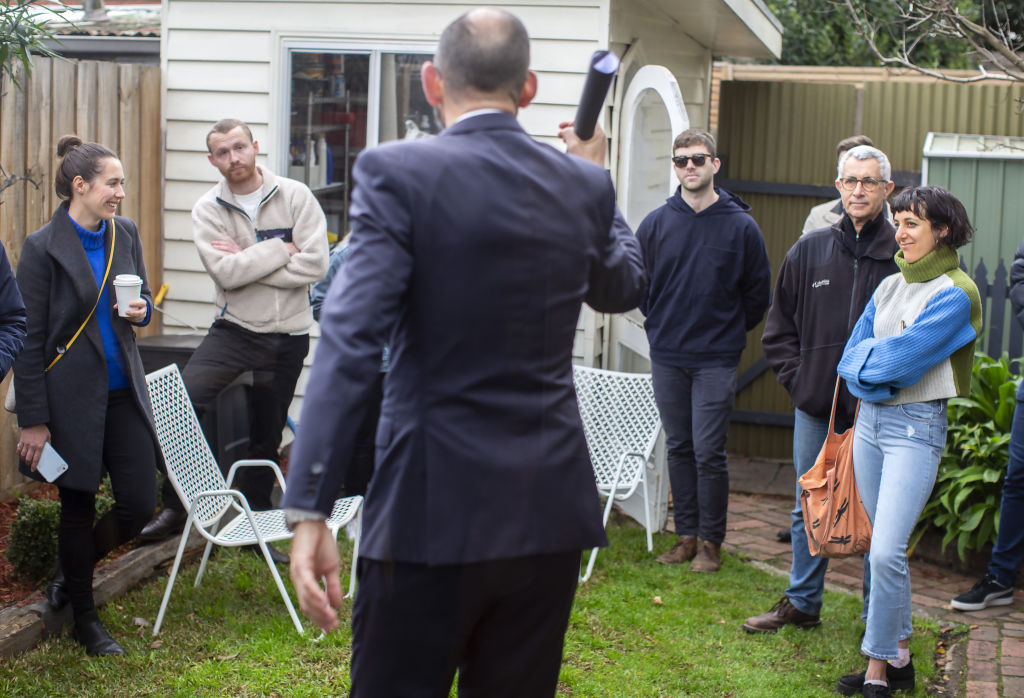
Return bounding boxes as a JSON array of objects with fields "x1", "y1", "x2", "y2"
[
  {"x1": 73, "y1": 611, "x2": 125, "y2": 656},
  {"x1": 45, "y1": 563, "x2": 69, "y2": 610}
]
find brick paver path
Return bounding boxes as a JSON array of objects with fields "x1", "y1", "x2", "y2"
[{"x1": 716, "y1": 493, "x2": 1024, "y2": 697}]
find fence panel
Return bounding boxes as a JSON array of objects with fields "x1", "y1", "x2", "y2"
[{"x1": 0, "y1": 57, "x2": 162, "y2": 499}]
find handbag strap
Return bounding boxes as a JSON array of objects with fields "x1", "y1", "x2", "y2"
[
  {"x1": 828, "y1": 375, "x2": 861, "y2": 433},
  {"x1": 45, "y1": 218, "x2": 117, "y2": 372}
]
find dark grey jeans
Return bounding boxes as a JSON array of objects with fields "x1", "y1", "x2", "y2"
[{"x1": 651, "y1": 362, "x2": 737, "y2": 543}]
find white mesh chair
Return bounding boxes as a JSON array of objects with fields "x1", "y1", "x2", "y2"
[
  {"x1": 146, "y1": 364, "x2": 362, "y2": 635},
  {"x1": 573, "y1": 365, "x2": 662, "y2": 581}
]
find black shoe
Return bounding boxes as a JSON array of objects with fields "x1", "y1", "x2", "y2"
[
  {"x1": 776, "y1": 529, "x2": 792, "y2": 543},
  {"x1": 73, "y1": 611, "x2": 125, "y2": 656},
  {"x1": 836, "y1": 659, "x2": 914, "y2": 695},
  {"x1": 951, "y1": 573, "x2": 1013, "y2": 611},
  {"x1": 45, "y1": 564, "x2": 69, "y2": 610},
  {"x1": 138, "y1": 508, "x2": 187, "y2": 543},
  {"x1": 862, "y1": 684, "x2": 891, "y2": 698},
  {"x1": 244, "y1": 542, "x2": 290, "y2": 566}
]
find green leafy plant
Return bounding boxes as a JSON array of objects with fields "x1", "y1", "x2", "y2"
[
  {"x1": 912, "y1": 352, "x2": 1018, "y2": 561},
  {"x1": 0, "y1": 0, "x2": 68, "y2": 88},
  {"x1": 6, "y1": 479, "x2": 115, "y2": 580}
]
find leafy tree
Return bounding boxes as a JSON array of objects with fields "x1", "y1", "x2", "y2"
[
  {"x1": 764, "y1": 0, "x2": 975, "y2": 68},
  {"x1": 840, "y1": 0, "x2": 1024, "y2": 83}
]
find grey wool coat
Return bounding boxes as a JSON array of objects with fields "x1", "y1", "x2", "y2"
[{"x1": 14, "y1": 203, "x2": 161, "y2": 492}]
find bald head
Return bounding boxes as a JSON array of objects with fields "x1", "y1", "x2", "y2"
[{"x1": 434, "y1": 8, "x2": 530, "y2": 103}]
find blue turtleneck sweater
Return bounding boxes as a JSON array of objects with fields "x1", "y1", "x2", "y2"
[{"x1": 69, "y1": 216, "x2": 130, "y2": 391}]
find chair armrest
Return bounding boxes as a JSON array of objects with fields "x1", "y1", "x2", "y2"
[{"x1": 225, "y1": 459, "x2": 287, "y2": 492}]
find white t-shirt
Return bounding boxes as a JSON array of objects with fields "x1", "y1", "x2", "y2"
[{"x1": 234, "y1": 188, "x2": 263, "y2": 222}]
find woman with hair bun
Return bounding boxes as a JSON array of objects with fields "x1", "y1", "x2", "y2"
[
  {"x1": 834, "y1": 185, "x2": 982, "y2": 697},
  {"x1": 13, "y1": 135, "x2": 160, "y2": 656}
]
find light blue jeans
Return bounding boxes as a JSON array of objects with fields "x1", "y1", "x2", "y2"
[
  {"x1": 855, "y1": 399, "x2": 947, "y2": 661},
  {"x1": 786, "y1": 409, "x2": 831, "y2": 615}
]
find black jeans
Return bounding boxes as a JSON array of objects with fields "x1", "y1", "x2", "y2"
[
  {"x1": 163, "y1": 320, "x2": 309, "y2": 512},
  {"x1": 59, "y1": 389, "x2": 158, "y2": 616}
]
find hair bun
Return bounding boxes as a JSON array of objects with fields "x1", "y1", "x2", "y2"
[{"x1": 56, "y1": 135, "x2": 84, "y2": 158}]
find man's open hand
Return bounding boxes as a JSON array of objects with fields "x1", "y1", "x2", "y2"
[{"x1": 289, "y1": 520, "x2": 344, "y2": 633}]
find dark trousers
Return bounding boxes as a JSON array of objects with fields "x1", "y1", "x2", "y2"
[
  {"x1": 59, "y1": 389, "x2": 158, "y2": 616},
  {"x1": 650, "y1": 362, "x2": 736, "y2": 544},
  {"x1": 163, "y1": 319, "x2": 309, "y2": 512},
  {"x1": 350, "y1": 551, "x2": 581, "y2": 698}
]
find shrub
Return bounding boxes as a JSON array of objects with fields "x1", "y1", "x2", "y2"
[
  {"x1": 912, "y1": 352, "x2": 1018, "y2": 560},
  {"x1": 6, "y1": 496, "x2": 61, "y2": 580},
  {"x1": 6, "y1": 478, "x2": 116, "y2": 580}
]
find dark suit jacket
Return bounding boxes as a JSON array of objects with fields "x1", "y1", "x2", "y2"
[
  {"x1": 283, "y1": 112, "x2": 647, "y2": 564},
  {"x1": 15, "y1": 203, "x2": 159, "y2": 492}
]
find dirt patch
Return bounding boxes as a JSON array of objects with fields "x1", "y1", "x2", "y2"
[{"x1": 930, "y1": 624, "x2": 969, "y2": 695}]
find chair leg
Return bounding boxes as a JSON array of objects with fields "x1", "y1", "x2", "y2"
[
  {"x1": 194, "y1": 539, "x2": 216, "y2": 587},
  {"x1": 153, "y1": 519, "x2": 194, "y2": 635},
  {"x1": 641, "y1": 467, "x2": 653, "y2": 552},
  {"x1": 581, "y1": 489, "x2": 617, "y2": 582},
  {"x1": 255, "y1": 535, "x2": 304, "y2": 635},
  {"x1": 346, "y1": 511, "x2": 362, "y2": 599}
]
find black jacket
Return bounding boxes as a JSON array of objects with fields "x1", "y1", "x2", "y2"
[
  {"x1": 762, "y1": 211, "x2": 899, "y2": 424},
  {"x1": 0, "y1": 246, "x2": 26, "y2": 377},
  {"x1": 14, "y1": 204, "x2": 160, "y2": 492},
  {"x1": 637, "y1": 187, "x2": 770, "y2": 367}
]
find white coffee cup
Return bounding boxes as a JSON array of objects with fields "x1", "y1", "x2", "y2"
[{"x1": 113, "y1": 274, "x2": 143, "y2": 317}]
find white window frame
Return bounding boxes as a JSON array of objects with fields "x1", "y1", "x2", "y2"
[{"x1": 275, "y1": 37, "x2": 437, "y2": 174}]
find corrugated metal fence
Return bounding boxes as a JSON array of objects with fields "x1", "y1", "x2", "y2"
[
  {"x1": 0, "y1": 57, "x2": 163, "y2": 498},
  {"x1": 715, "y1": 74, "x2": 1024, "y2": 460}
]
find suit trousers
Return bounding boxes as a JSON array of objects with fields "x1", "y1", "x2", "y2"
[{"x1": 350, "y1": 551, "x2": 581, "y2": 698}]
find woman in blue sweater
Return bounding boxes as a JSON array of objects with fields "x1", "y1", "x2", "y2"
[
  {"x1": 834, "y1": 186, "x2": 981, "y2": 697},
  {"x1": 14, "y1": 136, "x2": 160, "y2": 656}
]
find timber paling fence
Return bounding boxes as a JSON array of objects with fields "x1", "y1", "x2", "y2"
[{"x1": 0, "y1": 57, "x2": 163, "y2": 497}]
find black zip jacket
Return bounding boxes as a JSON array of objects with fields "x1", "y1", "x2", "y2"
[{"x1": 762, "y1": 211, "x2": 898, "y2": 424}]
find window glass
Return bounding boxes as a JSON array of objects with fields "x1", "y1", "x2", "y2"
[{"x1": 288, "y1": 50, "x2": 438, "y2": 238}]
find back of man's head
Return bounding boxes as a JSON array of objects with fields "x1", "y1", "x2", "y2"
[
  {"x1": 837, "y1": 144, "x2": 891, "y2": 182},
  {"x1": 434, "y1": 8, "x2": 530, "y2": 102},
  {"x1": 836, "y1": 135, "x2": 874, "y2": 159}
]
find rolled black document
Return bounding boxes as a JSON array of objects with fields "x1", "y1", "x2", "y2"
[{"x1": 573, "y1": 51, "x2": 621, "y2": 141}]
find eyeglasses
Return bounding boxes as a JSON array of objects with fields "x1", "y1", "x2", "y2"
[
  {"x1": 838, "y1": 176, "x2": 886, "y2": 192},
  {"x1": 672, "y1": 154, "x2": 712, "y2": 168}
]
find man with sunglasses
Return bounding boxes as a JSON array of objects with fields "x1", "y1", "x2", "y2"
[
  {"x1": 639, "y1": 128, "x2": 770, "y2": 574},
  {"x1": 746, "y1": 145, "x2": 898, "y2": 635}
]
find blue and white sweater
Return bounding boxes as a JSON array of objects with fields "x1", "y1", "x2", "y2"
[{"x1": 838, "y1": 246, "x2": 982, "y2": 405}]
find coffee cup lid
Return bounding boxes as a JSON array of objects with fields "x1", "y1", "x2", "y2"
[{"x1": 113, "y1": 274, "x2": 143, "y2": 285}]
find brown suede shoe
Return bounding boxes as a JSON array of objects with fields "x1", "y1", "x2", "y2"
[
  {"x1": 742, "y1": 596, "x2": 821, "y2": 633},
  {"x1": 656, "y1": 536, "x2": 698, "y2": 564},
  {"x1": 689, "y1": 540, "x2": 722, "y2": 573}
]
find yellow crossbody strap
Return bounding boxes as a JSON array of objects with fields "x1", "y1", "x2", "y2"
[{"x1": 45, "y1": 219, "x2": 117, "y2": 372}]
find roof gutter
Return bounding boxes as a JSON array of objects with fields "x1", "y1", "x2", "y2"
[{"x1": 42, "y1": 35, "x2": 159, "y2": 58}]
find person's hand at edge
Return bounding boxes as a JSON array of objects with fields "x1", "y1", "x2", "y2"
[
  {"x1": 18, "y1": 424, "x2": 50, "y2": 471},
  {"x1": 290, "y1": 520, "x2": 343, "y2": 633},
  {"x1": 558, "y1": 121, "x2": 607, "y2": 168}
]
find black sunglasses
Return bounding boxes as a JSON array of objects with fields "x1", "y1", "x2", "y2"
[{"x1": 672, "y1": 154, "x2": 712, "y2": 168}]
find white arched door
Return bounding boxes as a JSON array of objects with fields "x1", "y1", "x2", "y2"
[{"x1": 610, "y1": 65, "x2": 689, "y2": 371}]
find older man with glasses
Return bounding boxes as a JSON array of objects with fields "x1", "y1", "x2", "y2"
[
  {"x1": 639, "y1": 128, "x2": 771, "y2": 573},
  {"x1": 745, "y1": 145, "x2": 899, "y2": 634}
]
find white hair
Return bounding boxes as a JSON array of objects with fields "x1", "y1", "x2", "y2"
[{"x1": 837, "y1": 145, "x2": 892, "y2": 182}]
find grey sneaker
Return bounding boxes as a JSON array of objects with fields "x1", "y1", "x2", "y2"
[{"x1": 951, "y1": 573, "x2": 1013, "y2": 611}]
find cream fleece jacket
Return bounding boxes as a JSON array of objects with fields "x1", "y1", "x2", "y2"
[{"x1": 192, "y1": 167, "x2": 329, "y2": 334}]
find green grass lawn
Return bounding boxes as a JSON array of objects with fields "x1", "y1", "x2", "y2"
[{"x1": 0, "y1": 522, "x2": 949, "y2": 697}]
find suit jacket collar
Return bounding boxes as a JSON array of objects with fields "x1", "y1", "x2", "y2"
[{"x1": 441, "y1": 110, "x2": 524, "y2": 137}]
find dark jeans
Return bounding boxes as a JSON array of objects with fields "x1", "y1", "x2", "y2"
[
  {"x1": 989, "y1": 386, "x2": 1024, "y2": 586},
  {"x1": 163, "y1": 320, "x2": 309, "y2": 512},
  {"x1": 59, "y1": 389, "x2": 158, "y2": 616},
  {"x1": 651, "y1": 362, "x2": 736, "y2": 544},
  {"x1": 350, "y1": 552, "x2": 581, "y2": 697}
]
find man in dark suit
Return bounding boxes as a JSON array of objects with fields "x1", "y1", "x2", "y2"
[{"x1": 282, "y1": 7, "x2": 646, "y2": 696}]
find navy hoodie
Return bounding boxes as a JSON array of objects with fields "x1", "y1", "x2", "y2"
[{"x1": 637, "y1": 186, "x2": 771, "y2": 367}]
